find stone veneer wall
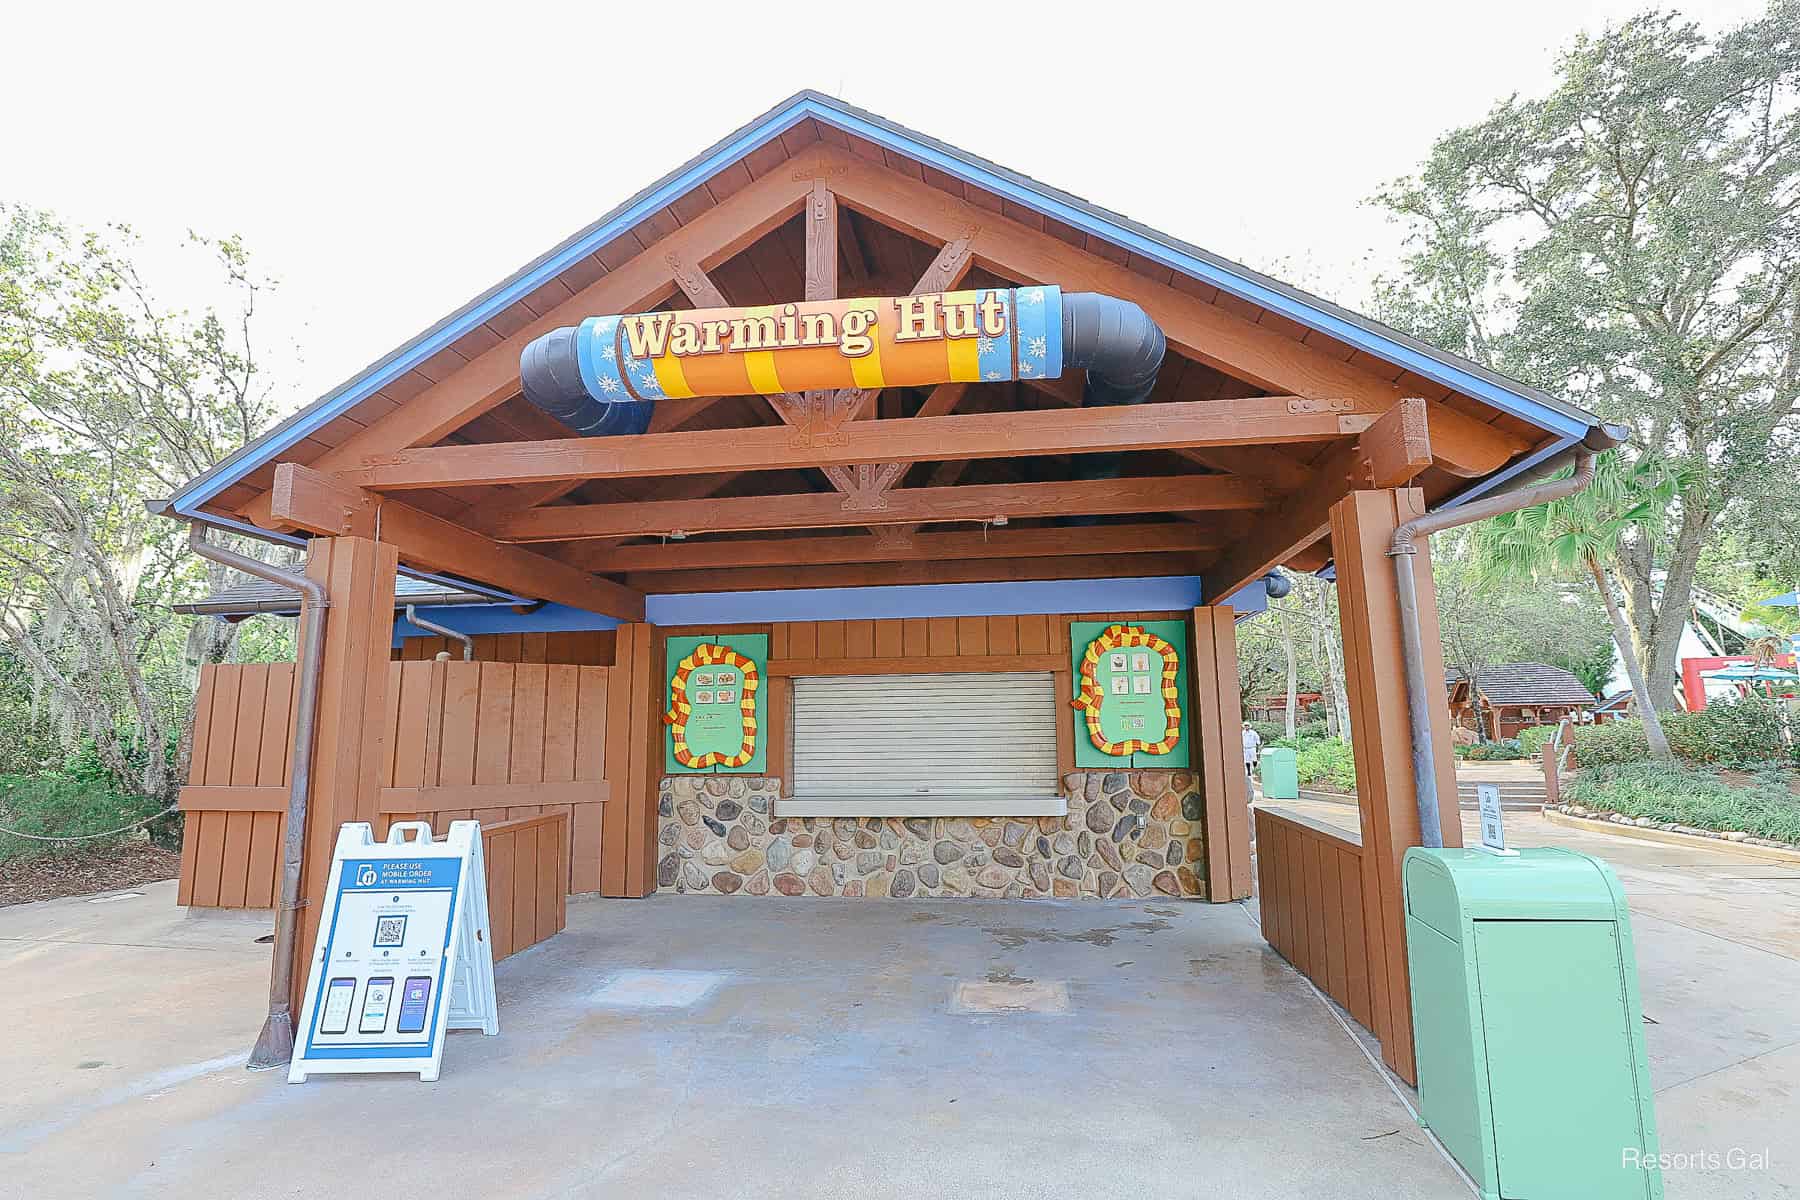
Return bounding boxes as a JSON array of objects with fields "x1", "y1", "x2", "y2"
[{"x1": 657, "y1": 770, "x2": 1206, "y2": 899}]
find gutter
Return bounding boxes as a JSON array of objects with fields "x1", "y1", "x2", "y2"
[
  {"x1": 404, "y1": 604, "x2": 474, "y2": 661},
  {"x1": 186, "y1": 524, "x2": 330, "y2": 1070},
  {"x1": 1388, "y1": 422, "x2": 1628, "y2": 848}
]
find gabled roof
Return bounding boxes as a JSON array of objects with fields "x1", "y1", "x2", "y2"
[
  {"x1": 1449, "y1": 663, "x2": 1597, "y2": 708},
  {"x1": 169, "y1": 90, "x2": 1613, "y2": 532}
]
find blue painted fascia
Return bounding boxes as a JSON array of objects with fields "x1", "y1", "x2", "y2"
[
  {"x1": 173, "y1": 93, "x2": 1590, "y2": 522},
  {"x1": 392, "y1": 578, "x2": 1226, "y2": 644},
  {"x1": 392, "y1": 600, "x2": 622, "y2": 645}
]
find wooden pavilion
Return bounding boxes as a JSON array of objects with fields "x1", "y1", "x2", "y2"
[{"x1": 163, "y1": 92, "x2": 1620, "y2": 1083}]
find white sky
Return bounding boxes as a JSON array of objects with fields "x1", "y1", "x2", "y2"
[{"x1": 4, "y1": 0, "x2": 1767, "y2": 418}]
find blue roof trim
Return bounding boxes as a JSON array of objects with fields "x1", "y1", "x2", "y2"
[{"x1": 174, "y1": 91, "x2": 1595, "y2": 523}]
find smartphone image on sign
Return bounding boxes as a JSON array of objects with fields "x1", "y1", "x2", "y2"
[
  {"x1": 397, "y1": 976, "x2": 433, "y2": 1034},
  {"x1": 360, "y1": 977, "x2": 394, "y2": 1034},
  {"x1": 319, "y1": 977, "x2": 356, "y2": 1035}
]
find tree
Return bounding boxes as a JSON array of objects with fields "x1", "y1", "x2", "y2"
[
  {"x1": 1432, "y1": 543, "x2": 1617, "y2": 704},
  {"x1": 0, "y1": 204, "x2": 281, "y2": 804},
  {"x1": 1374, "y1": 3, "x2": 1800, "y2": 710},
  {"x1": 1471, "y1": 452, "x2": 1680, "y2": 760}
]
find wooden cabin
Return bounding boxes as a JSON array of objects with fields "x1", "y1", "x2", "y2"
[
  {"x1": 163, "y1": 92, "x2": 1621, "y2": 1083},
  {"x1": 1447, "y1": 663, "x2": 1599, "y2": 740}
]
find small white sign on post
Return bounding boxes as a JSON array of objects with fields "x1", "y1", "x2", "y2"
[
  {"x1": 289, "y1": 820, "x2": 497, "y2": 1084},
  {"x1": 1475, "y1": 783, "x2": 1519, "y2": 857}
]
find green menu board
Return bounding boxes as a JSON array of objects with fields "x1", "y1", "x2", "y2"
[
  {"x1": 663, "y1": 632, "x2": 768, "y2": 775},
  {"x1": 1069, "y1": 619, "x2": 1191, "y2": 768}
]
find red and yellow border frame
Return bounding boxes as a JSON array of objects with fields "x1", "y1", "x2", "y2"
[
  {"x1": 663, "y1": 643, "x2": 760, "y2": 769},
  {"x1": 1069, "y1": 623, "x2": 1182, "y2": 757}
]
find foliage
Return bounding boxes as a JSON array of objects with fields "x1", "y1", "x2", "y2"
[
  {"x1": 1516, "y1": 725, "x2": 1560, "y2": 758},
  {"x1": 1469, "y1": 451, "x2": 1680, "y2": 760},
  {"x1": 1572, "y1": 700, "x2": 1798, "y2": 768},
  {"x1": 1246, "y1": 719, "x2": 1286, "y2": 745},
  {"x1": 1572, "y1": 719, "x2": 1655, "y2": 766},
  {"x1": 1462, "y1": 740, "x2": 1525, "y2": 761},
  {"x1": 1432, "y1": 540, "x2": 1615, "y2": 698},
  {"x1": 0, "y1": 771, "x2": 173, "y2": 864},
  {"x1": 1373, "y1": 2, "x2": 1800, "y2": 710},
  {"x1": 0, "y1": 204, "x2": 286, "y2": 805},
  {"x1": 1666, "y1": 697, "x2": 1797, "y2": 766},
  {"x1": 1282, "y1": 736, "x2": 1357, "y2": 792},
  {"x1": 1566, "y1": 761, "x2": 1800, "y2": 843}
]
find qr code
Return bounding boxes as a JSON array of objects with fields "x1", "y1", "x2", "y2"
[{"x1": 374, "y1": 915, "x2": 407, "y2": 947}]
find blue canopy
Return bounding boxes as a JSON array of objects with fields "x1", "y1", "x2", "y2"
[{"x1": 1755, "y1": 590, "x2": 1800, "y2": 607}]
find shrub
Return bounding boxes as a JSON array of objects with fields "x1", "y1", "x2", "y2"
[
  {"x1": 1516, "y1": 725, "x2": 1560, "y2": 759},
  {"x1": 0, "y1": 772, "x2": 172, "y2": 864},
  {"x1": 1294, "y1": 718, "x2": 1333, "y2": 742},
  {"x1": 1663, "y1": 697, "x2": 1793, "y2": 767},
  {"x1": 1247, "y1": 719, "x2": 1287, "y2": 745},
  {"x1": 1293, "y1": 737, "x2": 1357, "y2": 792},
  {"x1": 1570, "y1": 701, "x2": 1798, "y2": 768},
  {"x1": 1572, "y1": 719, "x2": 1652, "y2": 766},
  {"x1": 1465, "y1": 740, "x2": 1525, "y2": 761},
  {"x1": 1565, "y1": 761, "x2": 1800, "y2": 843}
]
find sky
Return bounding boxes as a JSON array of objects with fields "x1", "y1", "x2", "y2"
[{"x1": 4, "y1": 0, "x2": 1768, "y2": 418}]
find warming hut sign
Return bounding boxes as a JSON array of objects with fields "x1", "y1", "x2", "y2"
[
  {"x1": 1069, "y1": 620, "x2": 1190, "y2": 768},
  {"x1": 664, "y1": 633, "x2": 768, "y2": 775},
  {"x1": 571, "y1": 285, "x2": 1064, "y2": 401}
]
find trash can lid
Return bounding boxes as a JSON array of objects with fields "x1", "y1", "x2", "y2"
[{"x1": 1404, "y1": 847, "x2": 1627, "y2": 928}]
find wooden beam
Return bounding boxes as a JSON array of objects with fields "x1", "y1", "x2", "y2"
[
  {"x1": 821, "y1": 150, "x2": 1531, "y2": 474},
  {"x1": 1354, "y1": 397, "x2": 1433, "y2": 488},
  {"x1": 342, "y1": 397, "x2": 1372, "y2": 491},
  {"x1": 269, "y1": 464, "x2": 645, "y2": 619},
  {"x1": 1202, "y1": 399, "x2": 1435, "y2": 599},
  {"x1": 494, "y1": 474, "x2": 1264, "y2": 542},
  {"x1": 240, "y1": 164, "x2": 816, "y2": 528},
  {"x1": 628, "y1": 552, "x2": 1206, "y2": 593},
  {"x1": 570, "y1": 522, "x2": 1224, "y2": 572}
]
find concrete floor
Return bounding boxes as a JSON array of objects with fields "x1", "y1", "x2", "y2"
[
  {"x1": 1268, "y1": 798, "x2": 1800, "y2": 1200},
  {"x1": 2, "y1": 884, "x2": 1471, "y2": 1200}
]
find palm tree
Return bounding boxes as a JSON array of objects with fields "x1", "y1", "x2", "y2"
[{"x1": 1471, "y1": 452, "x2": 1678, "y2": 762}]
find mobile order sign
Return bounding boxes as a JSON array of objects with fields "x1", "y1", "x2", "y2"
[{"x1": 289, "y1": 821, "x2": 497, "y2": 1083}]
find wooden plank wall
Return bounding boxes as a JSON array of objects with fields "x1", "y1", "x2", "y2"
[
  {"x1": 380, "y1": 660, "x2": 612, "y2": 894},
  {"x1": 1255, "y1": 806, "x2": 1372, "y2": 1031},
  {"x1": 394, "y1": 629, "x2": 616, "y2": 665},
  {"x1": 176, "y1": 662, "x2": 297, "y2": 908},
  {"x1": 482, "y1": 811, "x2": 569, "y2": 961},
  {"x1": 178, "y1": 659, "x2": 614, "y2": 906}
]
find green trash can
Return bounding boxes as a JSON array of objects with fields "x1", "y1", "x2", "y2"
[
  {"x1": 1404, "y1": 847, "x2": 1663, "y2": 1199},
  {"x1": 1258, "y1": 747, "x2": 1298, "y2": 799}
]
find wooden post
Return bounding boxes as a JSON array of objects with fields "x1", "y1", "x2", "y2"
[
  {"x1": 600, "y1": 622, "x2": 663, "y2": 897},
  {"x1": 1190, "y1": 606, "x2": 1254, "y2": 901},
  {"x1": 1330, "y1": 489, "x2": 1461, "y2": 1084},
  {"x1": 289, "y1": 536, "x2": 398, "y2": 1018}
]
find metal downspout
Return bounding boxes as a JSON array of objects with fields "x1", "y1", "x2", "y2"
[
  {"x1": 404, "y1": 605, "x2": 474, "y2": 661},
  {"x1": 187, "y1": 524, "x2": 330, "y2": 1069},
  {"x1": 1387, "y1": 425, "x2": 1624, "y2": 848}
]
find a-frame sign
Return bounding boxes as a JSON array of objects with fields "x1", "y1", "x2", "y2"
[{"x1": 289, "y1": 821, "x2": 497, "y2": 1083}]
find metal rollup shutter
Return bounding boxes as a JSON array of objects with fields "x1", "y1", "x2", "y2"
[{"x1": 792, "y1": 672, "x2": 1060, "y2": 799}]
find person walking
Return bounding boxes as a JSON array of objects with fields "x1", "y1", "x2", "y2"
[{"x1": 1242, "y1": 724, "x2": 1263, "y2": 792}]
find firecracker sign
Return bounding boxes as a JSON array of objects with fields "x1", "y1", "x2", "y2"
[
  {"x1": 1069, "y1": 620, "x2": 1191, "y2": 768},
  {"x1": 663, "y1": 634, "x2": 768, "y2": 774}
]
